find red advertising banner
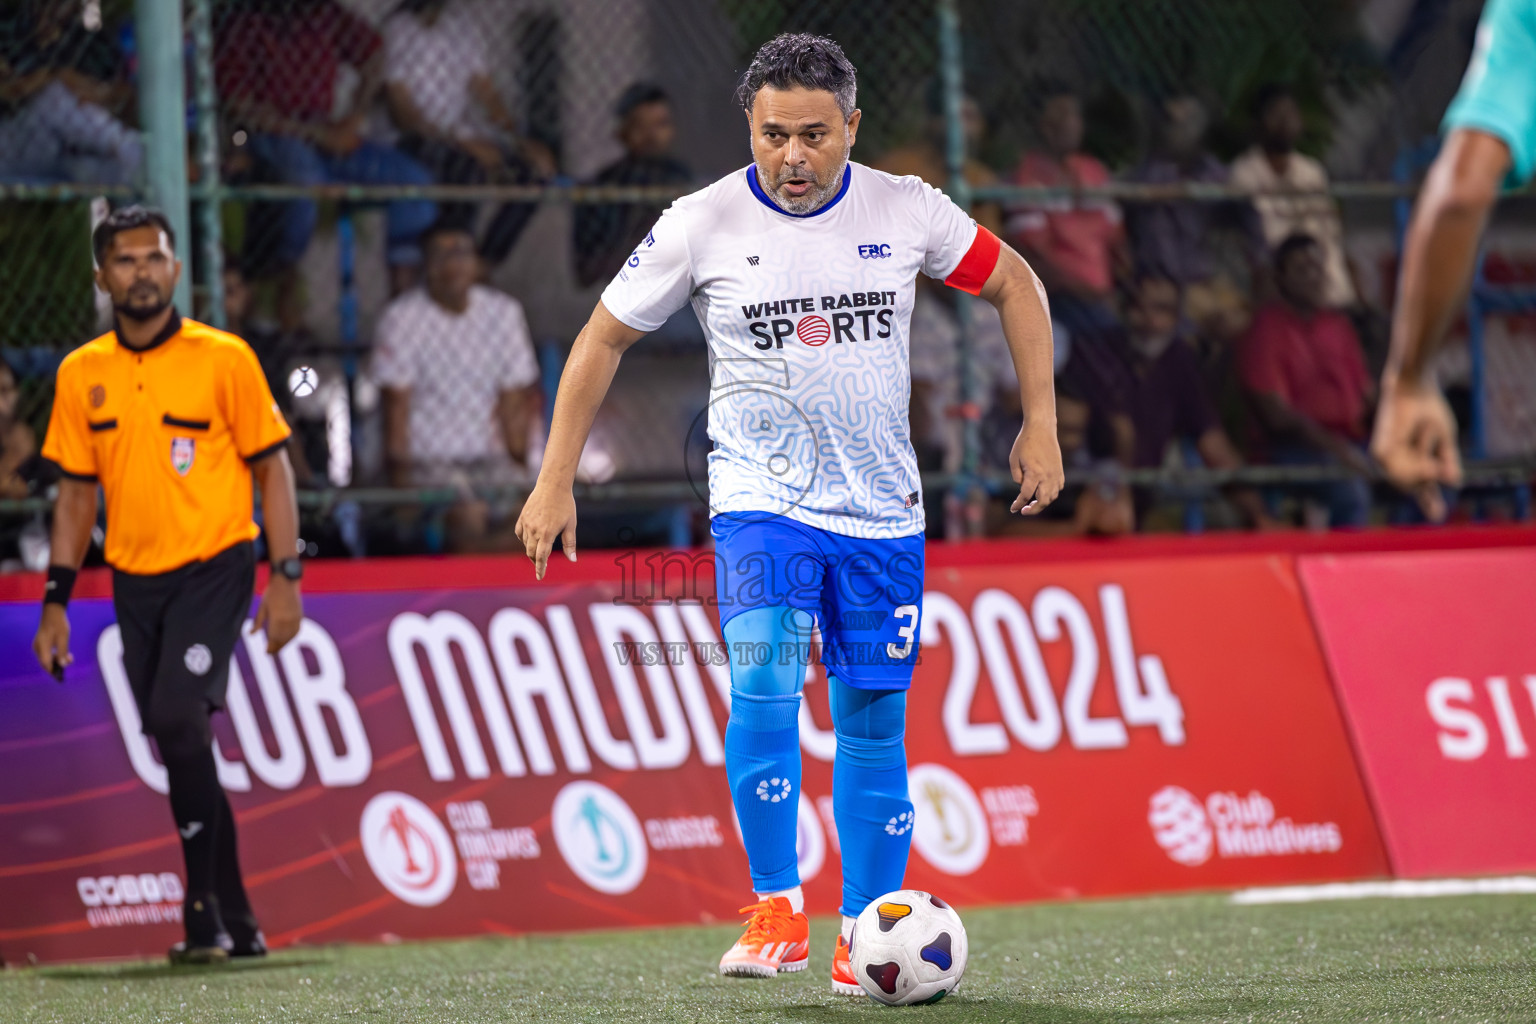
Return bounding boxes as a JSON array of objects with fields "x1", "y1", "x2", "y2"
[
  {"x1": 0, "y1": 545, "x2": 1388, "y2": 964},
  {"x1": 1298, "y1": 547, "x2": 1536, "y2": 878}
]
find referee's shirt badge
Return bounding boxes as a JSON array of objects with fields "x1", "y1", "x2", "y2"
[{"x1": 170, "y1": 437, "x2": 195, "y2": 476}]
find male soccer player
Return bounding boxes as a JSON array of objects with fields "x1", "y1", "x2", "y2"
[
  {"x1": 1372, "y1": 0, "x2": 1536, "y2": 520},
  {"x1": 515, "y1": 34, "x2": 1061, "y2": 992},
  {"x1": 32, "y1": 206, "x2": 303, "y2": 964}
]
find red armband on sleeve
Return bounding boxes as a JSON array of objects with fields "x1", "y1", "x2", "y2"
[{"x1": 943, "y1": 226, "x2": 1002, "y2": 295}]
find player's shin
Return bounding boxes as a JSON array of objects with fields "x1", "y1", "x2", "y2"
[
  {"x1": 831, "y1": 726, "x2": 913, "y2": 918},
  {"x1": 724, "y1": 687, "x2": 803, "y2": 893}
]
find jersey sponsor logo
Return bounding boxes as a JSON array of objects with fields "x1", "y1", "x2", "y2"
[
  {"x1": 89, "y1": 384, "x2": 106, "y2": 408},
  {"x1": 743, "y1": 292, "x2": 897, "y2": 350},
  {"x1": 183, "y1": 643, "x2": 213, "y2": 676},
  {"x1": 746, "y1": 255, "x2": 761, "y2": 266},
  {"x1": 858, "y1": 243, "x2": 893, "y2": 259},
  {"x1": 360, "y1": 791, "x2": 458, "y2": 906},
  {"x1": 796, "y1": 315, "x2": 831, "y2": 346},
  {"x1": 170, "y1": 437, "x2": 195, "y2": 476},
  {"x1": 551, "y1": 781, "x2": 648, "y2": 894},
  {"x1": 1148, "y1": 786, "x2": 1343, "y2": 867},
  {"x1": 624, "y1": 229, "x2": 659, "y2": 269}
]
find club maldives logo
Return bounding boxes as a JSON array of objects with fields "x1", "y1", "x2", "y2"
[
  {"x1": 360, "y1": 791, "x2": 458, "y2": 907},
  {"x1": 1148, "y1": 786, "x2": 1343, "y2": 867},
  {"x1": 908, "y1": 763, "x2": 990, "y2": 876},
  {"x1": 551, "y1": 781, "x2": 648, "y2": 895}
]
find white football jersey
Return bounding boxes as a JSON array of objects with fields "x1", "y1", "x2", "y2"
[{"x1": 600, "y1": 161, "x2": 998, "y2": 539}]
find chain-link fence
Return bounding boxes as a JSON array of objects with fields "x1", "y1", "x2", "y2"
[{"x1": 2, "y1": 0, "x2": 1533, "y2": 566}]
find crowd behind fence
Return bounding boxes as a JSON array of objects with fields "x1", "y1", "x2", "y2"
[{"x1": 1, "y1": 0, "x2": 1534, "y2": 570}]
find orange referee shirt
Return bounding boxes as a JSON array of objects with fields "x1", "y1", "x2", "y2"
[{"x1": 42, "y1": 313, "x2": 292, "y2": 576}]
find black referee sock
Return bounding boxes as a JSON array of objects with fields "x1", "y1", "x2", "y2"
[
  {"x1": 215, "y1": 792, "x2": 260, "y2": 940},
  {"x1": 163, "y1": 746, "x2": 224, "y2": 941}
]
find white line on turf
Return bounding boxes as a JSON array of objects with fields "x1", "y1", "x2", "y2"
[{"x1": 1230, "y1": 877, "x2": 1536, "y2": 905}]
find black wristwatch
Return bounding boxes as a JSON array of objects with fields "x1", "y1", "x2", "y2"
[{"x1": 272, "y1": 557, "x2": 304, "y2": 582}]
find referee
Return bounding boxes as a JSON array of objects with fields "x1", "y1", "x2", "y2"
[{"x1": 31, "y1": 206, "x2": 304, "y2": 965}]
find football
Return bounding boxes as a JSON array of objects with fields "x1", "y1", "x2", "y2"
[{"x1": 849, "y1": 890, "x2": 969, "y2": 1005}]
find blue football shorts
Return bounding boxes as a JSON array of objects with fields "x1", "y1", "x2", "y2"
[{"x1": 710, "y1": 511, "x2": 925, "y2": 690}]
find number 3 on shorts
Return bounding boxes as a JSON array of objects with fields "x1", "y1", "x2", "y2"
[{"x1": 886, "y1": 603, "x2": 919, "y2": 659}]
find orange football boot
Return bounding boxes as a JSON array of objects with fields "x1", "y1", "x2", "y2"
[
  {"x1": 717, "y1": 897, "x2": 810, "y2": 978},
  {"x1": 831, "y1": 932, "x2": 862, "y2": 995}
]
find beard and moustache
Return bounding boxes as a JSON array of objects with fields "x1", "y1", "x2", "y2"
[
  {"x1": 757, "y1": 148, "x2": 849, "y2": 216},
  {"x1": 114, "y1": 279, "x2": 173, "y2": 322}
]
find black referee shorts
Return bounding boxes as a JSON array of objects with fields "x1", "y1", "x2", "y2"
[{"x1": 112, "y1": 541, "x2": 256, "y2": 737}]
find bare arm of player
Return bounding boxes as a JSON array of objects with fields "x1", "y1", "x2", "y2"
[
  {"x1": 32, "y1": 477, "x2": 97, "y2": 674},
  {"x1": 515, "y1": 301, "x2": 645, "y2": 579},
  {"x1": 1373, "y1": 128, "x2": 1509, "y2": 519},
  {"x1": 250, "y1": 449, "x2": 303, "y2": 654},
  {"x1": 978, "y1": 243, "x2": 1065, "y2": 515}
]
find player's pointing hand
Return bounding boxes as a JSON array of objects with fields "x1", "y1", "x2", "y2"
[
  {"x1": 515, "y1": 484, "x2": 578, "y2": 581},
  {"x1": 1010, "y1": 420, "x2": 1065, "y2": 515},
  {"x1": 1370, "y1": 379, "x2": 1462, "y2": 522}
]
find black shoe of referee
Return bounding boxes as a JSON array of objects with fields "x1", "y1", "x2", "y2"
[
  {"x1": 223, "y1": 916, "x2": 268, "y2": 959},
  {"x1": 168, "y1": 895, "x2": 229, "y2": 966}
]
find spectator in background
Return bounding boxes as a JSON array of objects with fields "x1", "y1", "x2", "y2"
[
  {"x1": 216, "y1": 0, "x2": 436, "y2": 318},
  {"x1": 1123, "y1": 94, "x2": 1261, "y2": 340},
  {"x1": 0, "y1": 359, "x2": 36, "y2": 500},
  {"x1": 373, "y1": 221, "x2": 541, "y2": 552},
  {"x1": 875, "y1": 88, "x2": 1003, "y2": 236},
  {"x1": 1241, "y1": 234, "x2": 1374, "y2": 527},
  {"x1": 573, "y1": 83, "x2": 692, "y2": 288},
  {"x1": 1229, "y1": 84, "x2": 1356, "y2": 308},
  {"x1": 1005, "y1": 82, "x2": 1128, "y2": 342},
  {"x1": 1072, "y1": 270, "x2": 1274, "y2": 528},
  {"x1": 382, "y1": 0, "x2": 555, "y2": 271},
  {"x1": 0, "y1": 0, "x2": 141, "y2": 184}
]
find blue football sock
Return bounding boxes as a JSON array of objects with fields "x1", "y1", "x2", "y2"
[
  {"x1": 723, "y1": 607, "x2": 814, "y2": 895},
  {"x1": 830, "y1": 676, "x2": 912, "y2": 918}
]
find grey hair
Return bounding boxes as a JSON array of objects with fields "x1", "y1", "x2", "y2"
[{"x1": 737, "y1": 33, "x2": 857, "y2": 118}]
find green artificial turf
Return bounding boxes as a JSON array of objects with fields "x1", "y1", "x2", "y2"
[{"x1": 4, "y1": 892, "x2": 1533, "y2": 1023}]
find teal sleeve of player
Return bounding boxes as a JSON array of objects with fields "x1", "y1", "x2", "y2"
[{"x1": 1443, "y1": 0, "x2": 1536, "y2": 184}]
